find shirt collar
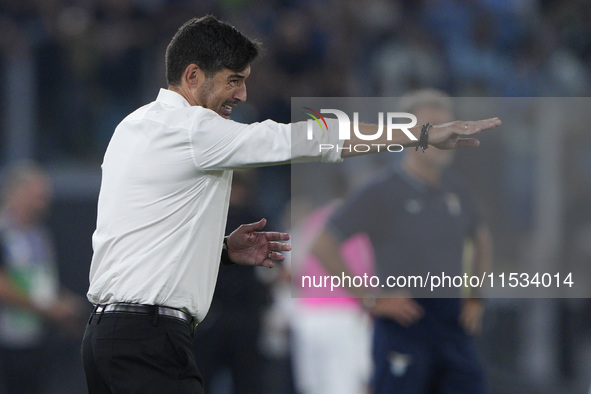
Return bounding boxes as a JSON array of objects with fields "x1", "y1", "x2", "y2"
[{"x1": 156, "y1": 88, "x2": 192, "y2": 108}]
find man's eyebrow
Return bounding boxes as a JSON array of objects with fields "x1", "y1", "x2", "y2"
[{"x1": 227, "y1": 73, "x2": 246, "y2": 79}]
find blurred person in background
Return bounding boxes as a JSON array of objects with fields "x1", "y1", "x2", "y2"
[
  {"x1": 312, "y1": 89, "x2": 493, "y2": 394},
  {"x1": 193, "y1": 170, "x2": 272, "y2": 394},
  {"x1": 290, "y1": 199, "x2": 373, "y2": 394},
  {"x1": 0, "y1": 161, "x2": 85, "y2": 394}
]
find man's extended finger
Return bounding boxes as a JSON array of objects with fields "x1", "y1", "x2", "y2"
[
  {"x1": 460, "y1": 117, "x2": 502, "y2": 135},
  {"x1": 265, "y1": 232, "x2": 291, "y2": 242},
  {"x1": 268, "y1": 251, "x2": 285, "y2": 261},
  {"x1": 477, "y1": 117, "x2": 502, "y2": 131},
  {"x1": 240, "y1": 218, "x2": 267, "y2": 233},
  {"x1": 268, "y1": 241, "x2": 291, "y2": 252},
  {"x1": 260, "y1": 259, "x2": 275, "y2": 269}
]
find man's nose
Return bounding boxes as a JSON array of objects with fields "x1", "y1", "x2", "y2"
[{"x1": 234, "y1": 84, "x2": 247, "y2": 102}]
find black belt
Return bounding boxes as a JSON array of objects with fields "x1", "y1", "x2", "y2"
[{"x1": 93, "y1": 303, "x2": 194, "y2": 326}]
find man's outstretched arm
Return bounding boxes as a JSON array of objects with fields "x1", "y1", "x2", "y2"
[{"x1": 341, "y1": 117, "x2": 502, "y2": 158}]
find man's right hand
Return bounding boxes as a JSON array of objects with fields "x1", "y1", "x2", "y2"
[
  {"x1": 342, "y1": 117, "x2": 501, "y2": 158},
  {"x1": 429, "y1": 117, "x2": 502, "y2": 150},
  {"x1": 370, "y1": 294, "x2": 424, "y2": 327}
]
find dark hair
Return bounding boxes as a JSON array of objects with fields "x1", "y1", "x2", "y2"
[{"x1": 165, "y1": 15, "x2": 261, "y2": 85}]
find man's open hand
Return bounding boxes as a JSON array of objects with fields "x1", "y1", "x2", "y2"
[{"x1": 226, "y1": 218, "x2": 291, "y2": 268}]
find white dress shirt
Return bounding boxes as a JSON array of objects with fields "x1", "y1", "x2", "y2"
[{"x1": 87, "y1": 88, "x2": 343, "y2": 322}]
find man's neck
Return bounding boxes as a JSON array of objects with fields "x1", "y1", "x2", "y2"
[{"x1": 168, "y1": 84, "x2": 197, "y2": 106}]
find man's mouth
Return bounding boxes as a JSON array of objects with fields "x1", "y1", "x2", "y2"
[{"x1": 221, "y1": 103, "x2": 234, "y2": 118}]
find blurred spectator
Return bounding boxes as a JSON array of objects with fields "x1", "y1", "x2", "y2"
[
  {"x1": 0, "y1": 161, "x2": 85, "y2": 394},
  {"x1": 290, "y1": 200, "x2": 373, "y2": 394},
  {"x1": 311, "y1": 90, "x2": 492, "y2": 393}
]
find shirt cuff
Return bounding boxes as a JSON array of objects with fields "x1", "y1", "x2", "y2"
[{"x1": 320, "y1": 118, "x2": 345, "y2": 163}]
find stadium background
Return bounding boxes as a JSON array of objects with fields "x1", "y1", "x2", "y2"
[{"x1": 2, "y1": 0, "x2": 591, "y2": 392}]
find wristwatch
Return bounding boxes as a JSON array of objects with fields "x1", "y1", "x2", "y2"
[{"x1": 221, "y1": 237, "x2": 233, "y2": 265}]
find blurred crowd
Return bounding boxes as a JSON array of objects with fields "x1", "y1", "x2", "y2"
[{"x1": 2, "y1": 0, "x2": 591, "y2": 393}]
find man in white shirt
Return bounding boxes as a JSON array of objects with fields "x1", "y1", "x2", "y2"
[{"x1": 81, "y1": 15, "x2": 501, "y2": 393}]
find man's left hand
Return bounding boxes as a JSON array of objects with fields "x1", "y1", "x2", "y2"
[{"x1": 226, "y1": 218, "x2": 290, "y2": 268}]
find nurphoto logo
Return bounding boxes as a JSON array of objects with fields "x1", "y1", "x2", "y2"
[{"x1": 303, "y1": 108, "x2": 418, "y2": 153}]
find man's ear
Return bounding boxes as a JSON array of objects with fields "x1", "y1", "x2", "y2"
[{"x1": 183, "y1": 64, "x2": 203, "y2": 87}]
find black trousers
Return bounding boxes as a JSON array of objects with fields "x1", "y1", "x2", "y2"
[{"x1": 82, "y1": 310, "x2": 204, "y2": 394}]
